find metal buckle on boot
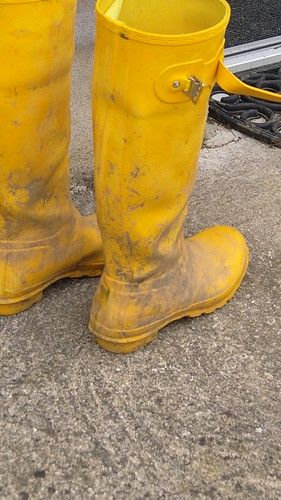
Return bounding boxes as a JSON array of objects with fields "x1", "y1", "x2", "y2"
[
  {"x1": 184, "y1": 76, "x2": 204, "y2": 104},
  {"x1": 155, "y1": 65, "x2": 210, "y2": 104}
]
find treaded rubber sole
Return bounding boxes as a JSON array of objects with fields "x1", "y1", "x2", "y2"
[
  {"x1": 90, "y1": 253, "x2": 249, "y2": 354},
  {"x1": 0, "y1": 262, "x2": 104, "y2": 316}
]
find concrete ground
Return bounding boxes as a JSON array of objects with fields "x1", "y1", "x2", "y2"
[{"x1": 1, "y1": 2, "x2": 280, "y2": 499}]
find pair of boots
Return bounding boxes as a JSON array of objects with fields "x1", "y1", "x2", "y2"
[{"x1": 1, "y1": 0, "x2": 280, "y2": 353}]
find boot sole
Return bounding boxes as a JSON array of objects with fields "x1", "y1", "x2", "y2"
[
  {"x1": 90, "y1": 252, "x2": 249, "y2": 354},
  {"x1": 0, "y1": 262, "x2": 104, "y2": 316}
]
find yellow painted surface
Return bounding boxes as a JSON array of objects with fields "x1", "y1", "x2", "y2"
[
  {"x1": 89, "y1": 0, "x2": 255, "y2": 353},
  {"x1": 0, "y1": 0, "x2": 103, "y2": 315}
]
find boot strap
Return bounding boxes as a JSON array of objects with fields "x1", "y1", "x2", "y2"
[
  {"x1": 155, "y1": 58, "x2": 281, "y2": 105},
  {"x1": 217, "y1": 61, "x2": 281, "y2": 104}
]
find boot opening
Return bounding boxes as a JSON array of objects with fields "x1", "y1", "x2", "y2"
[{"x1": 102, "y1": 0, "x2": 228, "y2": 36}]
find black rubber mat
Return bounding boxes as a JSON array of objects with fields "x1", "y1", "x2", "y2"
[
  {"x1": 226, "y1": 0, "x2": 281, "y2": 47},
  {"x1": 209, "y1": 64, "x2": 281, "y2": 147}
]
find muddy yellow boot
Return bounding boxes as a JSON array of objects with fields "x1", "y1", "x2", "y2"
[
  {"x1": 89, "y1": 0, "x2": 281, "y2": 353},
  {"x1": 0, "y1": 0, "x2": 104, "y2": 316}
]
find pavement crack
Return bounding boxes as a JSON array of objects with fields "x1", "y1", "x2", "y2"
[{"x1": 203, "y1": 135, "x2": 242, "y2": 150}]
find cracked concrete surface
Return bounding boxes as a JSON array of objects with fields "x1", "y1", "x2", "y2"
[
  {"x1": 203, "y1": 123, "x2": 242, "y2": 149},
  {"x1": 1, "y1": 1, "x2": 281, "y2": 499}
]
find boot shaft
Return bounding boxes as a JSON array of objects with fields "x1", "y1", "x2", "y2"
[
  {"x1": 0, "y1": 0, "x2": 76, "y2": 241},
  {"x1": 93, "y1": 0, "x2": 231, "y2": 281}
]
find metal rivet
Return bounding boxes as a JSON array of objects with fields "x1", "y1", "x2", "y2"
[{"x1": 172, "y1": 80, "x2": 181, "y2": 89}]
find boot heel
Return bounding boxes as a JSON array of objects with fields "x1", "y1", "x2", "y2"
[
  {"x1": 0, "y1": 291, "x2": 43, "y2": 316},
  {"x1": 90, "y1": 328, "x2": 159, "y2": 354}
]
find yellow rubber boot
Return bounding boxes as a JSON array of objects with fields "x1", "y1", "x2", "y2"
[
  {"x1": 89, "y1": 0, "x2": 281, "y2": 353},
  {"x1": 0, "y1": 0, "x2": 104, "y2": 316}
]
